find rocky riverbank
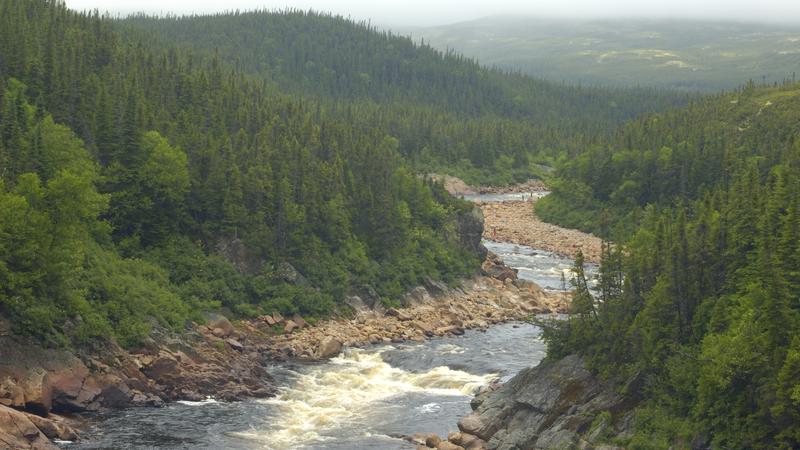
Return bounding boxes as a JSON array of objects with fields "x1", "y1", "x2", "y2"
[
  {"x1": 410, "y1": 355, "x2": 639, "y2": 450},
  {"x1": 481, "y1": 200, "x2": 603, "y2": 263},
  {"x1": 429, "y1": 175, "x2": 549, "y2": 197},
  {"x1": 0, "y1": 250, "x2": 569, "y2": 449},
  {"x1": 259, "y1": 255, "x2": 569, "y2": 361},
  {"x1": 0, "y1": 312, "x2": 277, "y2": 449}
]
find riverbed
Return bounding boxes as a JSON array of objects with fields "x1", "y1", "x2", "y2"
[
  {"x1": 66, "y1": 193, "x2": 587, "y2": 450},
  {"x1": 67, "y1": 322, "x2": 546, "y2": 450}
]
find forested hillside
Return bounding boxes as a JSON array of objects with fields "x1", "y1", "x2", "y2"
[
  {"x1": 119, "y1": 10, "x2": 689, "y2": 185},
  {"x1": 403, "y1": 17, "x2": 800, "y2": 92},
  {"x1": 0, "y1": 0, "x2": 484, "y2": 347},
  {"x1": 540, "y1": 82, "x2": 800, "y2": 447}
]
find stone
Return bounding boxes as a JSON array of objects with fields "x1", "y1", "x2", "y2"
[
  {"x1": 436, "y1": 441, "x2": 465, "y2": 450},
  {"x1": 386, "y1": 308, "x2": 413, "y2": 321},
  {"x1": 263, "y1": 315, "x2": 276, "y2": 326},
  {"x1": 422, "y1": 276, "x2": 449, "y2": 297},
  {"x1": 316, "y1": 338, "x2": 342, "y2": 359},
  {"x1": 0, "y1": 404, "x2": 58, "y2": 450},
  {"x1": 206, "y1": 314, "x2": 234, "y2": 337},
  {"x1": 350, "y1": 285, "x2": 382, "y2": 310},
  {"x1": 272, "y1": 312, "x2": 284, "y2": 324},
  {"x1": 226, "y1": 339, "x2": 244, "y2": 352},
  {"x1": 425, "y1": 434, "x2": 442, "y2": 447},
  {"x1": 447, "y1": 432, "x2": 463, "y2": 444},
  {"x1": 19, "y1": 370, "x2": 52, "y2": 416},
  {"x1": 292, "y1": 314, "x2": 307, "y2": 329},
  {"x1": 284, "y1": 320, "x2": 298, "y2": 333},
  {"x1": 26, "y1": 414, "x2": 77, "y2": 441},
  {"x1": 0, "y1": 378, "x2": 25, "y2": 408},
  {"x1": 458, "y1": 414, "x2": 491, "y2": 440}
]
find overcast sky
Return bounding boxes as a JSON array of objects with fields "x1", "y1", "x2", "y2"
[{"x1": 64, "y1": 0, "x2": 800, "y2": 26}]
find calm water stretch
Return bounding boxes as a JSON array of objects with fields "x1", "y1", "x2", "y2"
[{"x1": 67, "y1": 192, "x2": 589, "y2": 450}]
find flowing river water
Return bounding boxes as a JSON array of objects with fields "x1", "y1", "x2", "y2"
[{"x1": 67, "y1": 193, "x2": 596, "y2": 450}]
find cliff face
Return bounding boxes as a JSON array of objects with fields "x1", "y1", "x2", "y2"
[
  {"x1": 454, "y1": 355, "x2": 638, "y2": 450},
  {"x1": 457, "y1": 205, "x2": 489, "y2": 262}
]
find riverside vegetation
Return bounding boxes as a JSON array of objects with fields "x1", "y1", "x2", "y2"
[{"x1": 534, "y1": 82, "x2": 800, "y2": 447}]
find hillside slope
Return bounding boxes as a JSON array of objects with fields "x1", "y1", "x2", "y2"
[
  {"x1": 536, "y1": 82, "x2": 800, "y2": 448},
  {"x1": 403, "y1": 17, "x2": 800, "y2": 91},
  {"x1": 0, "y1": 0, "x2": 481, "y2": 347}
]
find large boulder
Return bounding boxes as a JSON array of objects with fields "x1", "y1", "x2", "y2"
[
  {"x1": 0, "y1": 378, "x2": 25, "y2": 408},
  {"x1": 349, "y1": 285, "x2": 384, "y2": 311},
  {"x1": 206, "y1": 314, "x2": 234, "y2": 338},
  {"x1": 480, "y1": 253, "x2": 517, "y2": 282},
  {"x1": 316, "y1": 338, "x2": 342, "y2": 359},
  {"x1": 19, "y1": 370, "x2": 52, "y2": 416},
  {"x1": 0, "y1": 404, "x2": 58, "y2": 449}
]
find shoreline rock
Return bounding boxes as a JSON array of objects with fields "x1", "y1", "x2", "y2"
[
  {"x1": 419, "y1": 355, "x2": 639, "y2": 450},
  {"x1": 481, "y1": 200, "x2": 603, "y2": 263},
  {"x1": 255, "y1": 268, "x2": 570, "y2": 362}
]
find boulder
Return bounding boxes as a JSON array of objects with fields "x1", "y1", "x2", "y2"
[
  {"x1": 226, "y1": 339, "x2": 244, "y2": 352},
  {"x1": 402, "y1": 286, "x2": 430, "y2": 306},
  {"x1": 284, "y1": 320, "x2": 298, "y2": 333},
  {"x1": 206, "y1": 314, "x2": 234, "y2": 337},
  {"x1": 272, "y1": 312, "x2": 285, "y2": 324},
  {"x1": 263, "y1": 315, "x2": 277, "y2": 326},
  {"x1": 344, "y1": 295, "x2": 369, "y2": 313},
  {"x1": 425, "y1": 434, "x2": 442, "y2": 447},
  {"x1": 316, "y1": 338, "x2": 343, "y2": 359},
  {"x1": 422, "y1": 277, "x2": 449, "y2": 297},
  {"x1": 437, "y1": 441, "x2": 465, "y2": 450},
  {"x1": 26, "y1": 413, "x2": 78, "y2": 441},
  {"x1": 19, "y1": 370, "x2": 52, "y2": 416},
  {"x1": 0, "y1": 404, "x2": 58, "y2": 449},
  {"x1": 386, "y1": 308, "x2": 413, "y2": 321},
  {"x1": 292, "y1": 314, "x2": 307, "y2": 329},
  {"x1": 350, "y1": 285, "x2": 383, "y2": 311},
  {"x1": 0, "y1": 378, "x2": 25, "y2": 408}
]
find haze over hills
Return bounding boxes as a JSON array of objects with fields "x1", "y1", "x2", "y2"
[{"x1": 400, "y1": 17, "x2": 800, "y2": 91}]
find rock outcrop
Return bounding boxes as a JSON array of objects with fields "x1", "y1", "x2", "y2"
[
  {"x1": 0, "y1": 404, "x2": 78, "y2": 449},
  {"x1": 0, "y1": 315, "x2": 276, "y2": 424},
  {"x1": 457, "y1": 206, "x2": 489, "y2": 261},
  {"x1": 447, "y1": 355, "x2": 637, "y2": 450}
]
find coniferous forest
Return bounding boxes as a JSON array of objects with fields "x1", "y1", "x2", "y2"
[
  {"x1": 2, "y1": 0, "x2": 799, "y2": 448},
  {"x1": 0, "y1": 0, "x2": 680, "y2": 347},
  {"x1": 539, "y1": 82, "x2": 800, "y2": 447}
]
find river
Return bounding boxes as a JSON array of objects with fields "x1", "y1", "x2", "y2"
[{"x1": 66, "y1": 193, "x2": 591, "y2": 450}]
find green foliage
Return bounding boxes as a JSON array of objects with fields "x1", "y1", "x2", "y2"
[
  {"x1": 541, "y1": 83, "x2": 800, "y2": 447},
  {"x1": 0, "y1": 0, "x2": 495, "y2": 347}
]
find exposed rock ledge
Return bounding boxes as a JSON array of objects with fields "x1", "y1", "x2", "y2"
[
  {"x1": 259, "y1": 252, "x2": 569, "y2": 360},
  {"x1": 0, "y1": 313, "x2": 277, "y2": 448},
  {"x1": 421, "y1": 355, "x2": 641, "y2": 450}
]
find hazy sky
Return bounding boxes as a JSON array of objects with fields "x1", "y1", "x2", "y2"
[{"x1": 64, "y1": 0, "x2": 800, "y2": 26}]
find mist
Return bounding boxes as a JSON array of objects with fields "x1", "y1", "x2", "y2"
[{"x1": 64, "y1": 0, "x2": 800, "y2": 26}]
